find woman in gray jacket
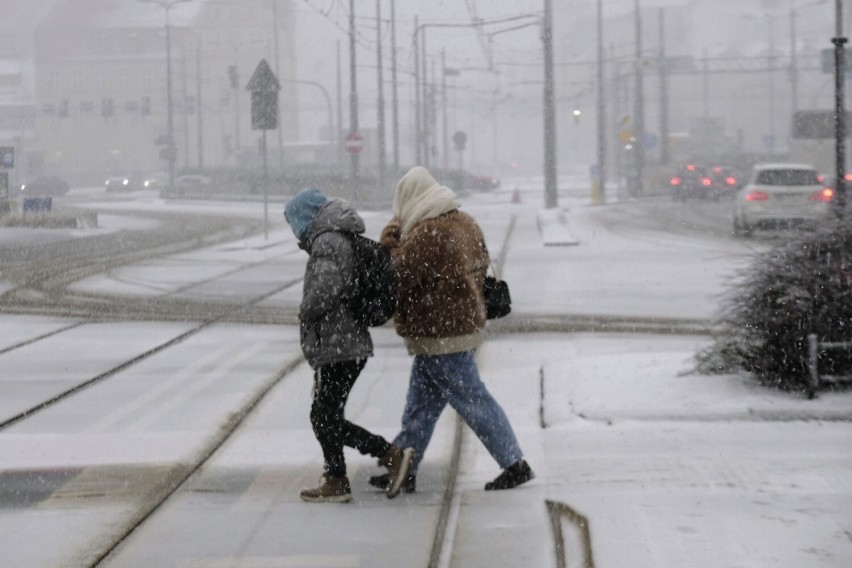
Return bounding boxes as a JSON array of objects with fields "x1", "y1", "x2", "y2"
[{"x1": 284, "y1": 187, "x2": 414, "y2": 503}]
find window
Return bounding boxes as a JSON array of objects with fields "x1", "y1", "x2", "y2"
[{"x1": 755, "y1": 169, "x2": 819, "y2": 186}]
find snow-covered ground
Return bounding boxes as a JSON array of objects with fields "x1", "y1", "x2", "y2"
[{"x1": 0, "y1": 179, "x2": 849, "y2": 567}]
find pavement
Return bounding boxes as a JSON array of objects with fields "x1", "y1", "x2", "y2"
[{"x1": 0, "y1": 182, "x2": 850, "y2": 567}]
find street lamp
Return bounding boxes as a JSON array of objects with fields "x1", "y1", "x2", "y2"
[{"x1": 138, "y1": 0, "x2": 193, "y2": 195}]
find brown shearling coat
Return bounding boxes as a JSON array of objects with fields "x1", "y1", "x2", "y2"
[{"x1": 380, "y1": 210, "x2": 490, "y2": 346}]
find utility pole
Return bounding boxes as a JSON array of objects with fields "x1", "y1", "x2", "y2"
[
  {"x1": 596, "y1": 0, "x2": 607, "y2": 200},
  {"x1": 336, "y1": 40, "x2": 343, "y2": 164},
  {"x1": 390, "y1": 0, "x2": 399, "y2": 173},
  {"x1": 376, "y1": 0, "x2": 386, "y2": 193},
  {"x1": 834, "y1": 0, "x2": 847, "y2": 217},
  {"x1": 196, "y1": 37, "x2": 204, "y2": 167},
  {"x1": 633, "y1": 0, "x2": 645, "y2": 196},
  {"x1": 272, "y1": 0, "x2": 284, "y2": 172},
  {"x1": 442, "y1": 49, "x2": 449, "y2": 173},
  {"x1": 349, "y1": 0, "x2": 360, "y2": 203},
  {"x1": 702, "y1": 49, "x2": 709, "y2": 119},
  {"x1": 791, "y1": 8, "x2": 799, "y2": 116},
  {"x1": 421, "y1": 29, "x2": 430, "y2": 168},
  {"x1": 414, "y1": 16, "x2": 421, "y2": 164},
  {"x1": 137, "y1": 0, "x2": 194, "y2": 195},
  {"x1": 658, "y1": 8, "x2": 669, "y2": 166},
  {"x1": 543, "y1": 0, "x2": 558, "y2": 209}
]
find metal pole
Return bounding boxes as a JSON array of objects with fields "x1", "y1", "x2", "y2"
[
  {"x1": 421, "y1": 29, "x2": 430, "y2": 168},
  {"x1": 262, "y1": 129, "x2": 268, "y2": 239},
  {"x1": 596, "y1": 0, "x2": 607, "y2": 199},
  {"x1": 336, "y1": 40, "x2": 343, "y2": 164},
  {"x1": 543, "y1": 0, "x2": 558, "y2": 209},
  {"x1": 834, "y1": 0, "x2": 847, "y2": 217},
  {"x1": 349, "y1": 0, "x2": 360, "y2": 203},
  {"x1": 376, "y1": 0, "x2": 386, "y2": 193},
  {"x1": 165, "y1": 6, "x2": 176, "y2": 193},
  {"x1": 442, "y1": 49, "x2": 449, "y2": 173},
  {"x1": 233, "y1": 58, "x2": 240, "y2": 161},
  {"x1": 181, "y1": 41, "x2": 190, "y2": 169},
  {"x1": 633, "y1": 0, "x2": 645, "y2": 196},
  {"x1": 391, "y1": 0, "x2": 400, "y2": 173},
  {"x1": 196, "y1": 36, "x2": 204, "y2": 167},
  {"x1": 414, "y1": 17, "x2": 421, "y2": 164},
  {"x1": 702, "y1": 49, "x2": 709, "y2": 119},
  {"x1": 272, "y1": 0, "x2": 284, "y2": 172},
  {"x1": 658, "y1": 7, "x2": 669, "y2": 166},
  {"x1": 769, "y1": 18, "x2": 776, "y2": 154},
  {"x1": 791, "y1": 8, "x2": 799, "y2": 116}
]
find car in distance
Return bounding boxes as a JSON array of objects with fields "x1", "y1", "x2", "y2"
[
  {"x1": 19, "y1": 175, "x2": 70, "y2": 196},
  {"x1": 670, "y1": 164, "x2": 712, "y2": 200},
  {"x1": 733, "y1": 163, "x2": 832, "y2": 236},
  {"x1": 105, "y1": 175, "x2": 138, "y2": 192},
  {"x1": 708, "y1": 165, "x2": 742, "y2": 198},
  {"x1": 141, "y1": 172, "x2": 167, "y2": 190}
]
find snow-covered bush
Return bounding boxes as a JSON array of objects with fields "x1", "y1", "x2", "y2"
[{"x1": 696, "y1": 216, "x2": 852, "y2": 392}]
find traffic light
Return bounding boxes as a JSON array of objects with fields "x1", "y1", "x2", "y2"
[{"x1": 102, "y1": 97, "x2": 114, "y2": 117}]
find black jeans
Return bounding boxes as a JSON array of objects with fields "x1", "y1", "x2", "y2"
[{"x1": 311, "y1": 359, "x2": 391, "y2": 478}]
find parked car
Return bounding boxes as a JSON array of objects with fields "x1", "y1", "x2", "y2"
[
  {"x1": 670, "y1": 164, "x2": 712, "y2": 200},
  {"x1": 733, "y1": 163, "x2": 831, "y2": 236},
  {"x1": 19, "y1": 175, "x2": 70, "y2": 196}
]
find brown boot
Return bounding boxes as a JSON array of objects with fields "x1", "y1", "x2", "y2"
[
  {"x1": 379, "y1": 445, "x2": 415, "y2": 499},
  {"x1": 300, "y1": 474, "x2": 352, "y2": 503}
]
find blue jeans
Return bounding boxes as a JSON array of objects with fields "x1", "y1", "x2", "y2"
[{"x1": 393, "y1": 351, "x2": 523, "y2": 476}]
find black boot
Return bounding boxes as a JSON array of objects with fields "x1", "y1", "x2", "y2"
[
  {"x1": 368, "y1": 472, "x2": 417, "y2": 494},
  {"x1": 484, "y1": 460, "x2": 534, "y2": 491}
]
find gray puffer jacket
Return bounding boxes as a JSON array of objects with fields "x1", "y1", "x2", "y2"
[{"x1": 298, "y1": 199, "x2": 372, "y2": 368}]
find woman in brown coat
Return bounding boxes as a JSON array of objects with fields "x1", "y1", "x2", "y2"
[{"x1": 370, "y1": 167, "x2": 533, "y2": 493}]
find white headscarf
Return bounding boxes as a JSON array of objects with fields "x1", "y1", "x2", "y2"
[{"x1": 394, "y1": 166, "x2": 460, "y2": 238}]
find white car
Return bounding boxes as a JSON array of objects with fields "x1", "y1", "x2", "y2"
[{"x1": 733, "y1": 163, "x2": 834, "y2": 236}]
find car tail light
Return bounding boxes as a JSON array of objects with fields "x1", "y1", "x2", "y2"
[
  {"x1": 725, "y1": 177, "x2": 736, "y2": 185},
  {"x1": 701, "y1": 177, "x2": 712, "y2": 187},
  {"x1": 746, "y1": 190, "x2": 769, "y2": 202},
  {"x1": 810, "y1": 188, "x2": 835, "y2": 202},
  {"x1": 845, "y1": 173, "x2": 852, "y2": 182},
  {"x1": 670, "y1": 177, "x2": 681, "y2": 186},
  {"x1": 686, "y1": 164, "x2": 696, "y2": 171}
]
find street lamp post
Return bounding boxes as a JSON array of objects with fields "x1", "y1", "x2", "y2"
[
  {"x1": 138, "y1": 0, "x2": 193, "y2": 195},
  {"x1": 833, "y1": 0, "x2": 847, "y2": 217}
]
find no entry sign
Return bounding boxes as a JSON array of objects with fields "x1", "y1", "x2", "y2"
[{"x1": 344, "y1": 132, "x2": 364, "y2": 154}]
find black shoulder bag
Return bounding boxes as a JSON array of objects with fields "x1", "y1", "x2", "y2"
[{"x1": 483, "y1": 261, "x2": 511, "y2": 319}]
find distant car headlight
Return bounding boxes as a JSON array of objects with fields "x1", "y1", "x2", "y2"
[
  {"x1": 123, "y1": 179, "x2": 129, "y2": 185},
  {"x1": 144, "y1": 180, "x2": 150, "y2": 187},
  {"x1": 20, "y1": 184, "x2": 26, "y2": 191}
]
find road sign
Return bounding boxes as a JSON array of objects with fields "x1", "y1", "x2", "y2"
[
  {"x1": 0, "y1": 146, "x2": 14, "y2": 168},
  {"x1": 344, "y1": 132, "x2": 364, "y2": 154},
  {"x1": 246, "y1": 59, "x2": 281, "y2": 131}
]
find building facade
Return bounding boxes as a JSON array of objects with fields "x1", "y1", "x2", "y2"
[{"x1": 32, "y1": 0, "x2": 297, "y2": 185}]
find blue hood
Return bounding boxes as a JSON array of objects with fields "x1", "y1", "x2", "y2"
[{"x1": 284, "y1": 187, "x2": 328, "y2": 241}]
